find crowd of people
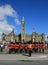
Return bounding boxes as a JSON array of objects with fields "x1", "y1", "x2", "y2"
[
  {"x1": 9, "y1": 41, "x2": 46, "y2": 57},
  {"x1": 0, "y1": 41, "x2": 46, "y2": 57}
]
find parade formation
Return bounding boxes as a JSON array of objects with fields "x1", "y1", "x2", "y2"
[
  {"x1": 9, "y1": 41, "x2": 45, "y2": 56},
  {"x1": 0, "y1": 41, "x2": 46, "y2": 57}
]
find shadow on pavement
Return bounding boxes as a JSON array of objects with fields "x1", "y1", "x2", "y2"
[{"x1": 23, "y1": 54, "x2": 29, "y2": 57}]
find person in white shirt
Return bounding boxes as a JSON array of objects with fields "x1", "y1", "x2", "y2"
[{"x1": 1, "y1": 44, "x2": 3, "y2": 52}]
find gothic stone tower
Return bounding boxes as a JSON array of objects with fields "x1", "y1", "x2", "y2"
[
  {"x1": 21, "y1": 17, "x2": 25, "y2": 42},
  {"x1": 2, "y1": 33, "x2": 6, "y2": 44},
  {"x1": 10, "y1": 28, "x2": 15, "y2": 42}
]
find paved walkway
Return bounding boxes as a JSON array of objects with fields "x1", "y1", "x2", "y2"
[{"x1": 0, "y1": 53, "x2": 48, "y2": 60}]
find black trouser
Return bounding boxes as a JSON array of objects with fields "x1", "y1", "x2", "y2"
[
  {"x1": 15, "y1": 49, "x2": 18, "y2": 53},
  {"x1": 29, "y1": 50, "x2": 32, "y2": 56},
  {"x1": 25, "y1": 49, "x2": 27, "y2": 53},
  {"x1": 39, "y1": 48, "x2": 41, "y2": 53},
  {"x1": 20, "y1": 49, "x2": 23, "y2": 53},
  {"x1": 35, "y1": 48, "x2": 38, "y2": 53},
  {"x1": 42, "y1": 48, "x2": 44, "y2": 53},
  {"x1": 1, "y1": 47, "x2": 3, "y2": 52}
]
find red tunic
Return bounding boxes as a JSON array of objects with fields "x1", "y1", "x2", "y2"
[
  {"x1": 9, "y1": 44, "x2": 15, "y2": 49},
  {"x1": 42, "y1": 44, "x2": 45, "y2": 49},
  {"x1": 19, "y1": 44, "x2": 24, "y2": 49},
  {"x1": 15, "y1": 44, "x2": 19, "y2": 50},
  {"x1": 35, "y1": 44, "x2": 38, "y2": 49},
  {"x1": 27, "y1": 44, "x2": 32, "y2": 51}
]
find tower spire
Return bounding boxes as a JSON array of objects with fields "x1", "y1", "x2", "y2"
[
  {"x1": 22, "y1": 16, "x2": 24, "y2": 22},
  {"x1": 32, "y1": 28, "x2": 35, "y2": 33},
  {"x1": 21, "y1": 16, "x2": 25, "y2": 42},
  {"x1": 12, "y1": 27, "x2": 14, "y2": 32}
]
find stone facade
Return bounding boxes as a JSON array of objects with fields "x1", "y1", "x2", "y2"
[
  {"x1": 2, "y1": 17, "x2": 45, "y2": 43},
  {"x1": 31, "y1": 32, "x2": 45, "y2": 43}
]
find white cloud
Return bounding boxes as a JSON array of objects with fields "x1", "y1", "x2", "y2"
[
  {"x1": 15, "y1": 18, "x2": 21, "y2": 25},
  {"x1": 0, "y1": 4, "x2": 20, "y2": 25},
  {"x1": 0, "y1": 20, "x2": 14, "y2": 33},
  {"x1": 0, "y1": 4, "x2": 21, "y2": 41}
]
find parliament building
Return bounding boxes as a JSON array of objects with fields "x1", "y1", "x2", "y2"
[{"x1": 2, "y1": 17, "x2": 45, "y2": 43}]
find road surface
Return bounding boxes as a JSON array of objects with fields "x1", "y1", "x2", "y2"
[
  {"x1": 0, "y1": 53, "x2": 48, "y2": 65},
  {"x1": 0, "y1": 53, "x2": 48, "y2": 60}
]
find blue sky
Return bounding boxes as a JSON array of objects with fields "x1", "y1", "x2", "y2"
[{"x1": 0, "y1": 0, "x2": 48, "y2": 37}]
